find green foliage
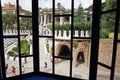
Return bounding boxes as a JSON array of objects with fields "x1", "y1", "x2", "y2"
[
  {"x1": 100, "y1": 29, "x2": 109, "y2": 38},
  {"x1": 2, "y1": 11, "x2": 32, "y2": 31},
  {"x1": 7, "y1": 51, "x2": 15, "y2": 57},
  {"x1": 74, "y1": 4, "x2": 84, "y2": 22},
  {"x1": 25, "y1": 11, "x2": 32, "y2": 16},
  {"x1": 84, "y1": 21, "x2": 92, "y2": 30},
  {"x1": 73, "y1": 40, "x2": 78, "y2": 48},
  {"x1": 2, "y1": 12, "x2": 17, "y2": 30},
  {"x1": 12, "y1": 47, "x2": 18, "y2": 52},
  {"x1": 48, "y1": 22, "x2": 70, "y2": 31},
  {"x1": 21, "y1": 40, "x2": 30, "y2": 55},
  {"x1": 48, "y1": 24, "x2": 52, "y2": 30},
  {"x1": 74, "y1": 21, "x2": 85, "y2": 30},
  {"x1": 74, "y1": 21, "x2": 92, "y2": 30},
  {"x1": 20, "y1": 18, "x2": 32, "y2": 30},
  {"x1": 103, "y1": 0, "x2": 116, "y2": 11},
  {"x1": 11, "y1": 40, "x2": 30, "y2": 56}
]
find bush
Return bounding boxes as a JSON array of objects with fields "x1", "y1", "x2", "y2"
[
  {"x1": 7, "y1": 51, "x2": 16, "y2": 57},
  {"x1": 11, "y1": 40, "x2": 30, "y2": 56},
  {"x1": 73, "y1": 40, "x2": 78, "y2": 48},
  {"x1": 100, "y1": 29, "x2": 109, "y2": 38}
]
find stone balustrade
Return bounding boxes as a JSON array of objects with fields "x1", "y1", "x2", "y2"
[
  {"x1": 39, "y1": 30, "x2": 90, "y2": 40},
  {"x1": 3, "y1": 30, "x2": 30, "y2": 35}
]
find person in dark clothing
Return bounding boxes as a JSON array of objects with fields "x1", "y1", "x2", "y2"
[
  {"x1": 5, "y1": 64, "x2": 8, "y2": 73},
  {"x1": 44, "y1": 62, "x2": 47, "y2": 68}
]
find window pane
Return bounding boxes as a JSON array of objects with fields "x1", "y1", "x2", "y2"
[
  {"x1": 19, "y1": 18, "x2": 33, "y2": 56},
  {"x1": 55, "y1": 58, "x2": 70, "y2": 76},
  {"x1": 19, "y1": 17, "x2": 32, "y2": 35},
  {"x1": 97, "y1": 66, "x2": 110, "y2": 80},
  {"x1": 20, "y1": 37, "x2": 32, "y2": 56},
  {"x1": 2, "y1": 1, "x2": 18, "y2": 36},
  {"x1": 39, "y1": 0, "x2": 53, "y2": 36},
  {"x1": 54, "y1": 21, "x2": 71, "y2": 40},
  {"x1": 4, "y1": 38, "x2": 20, "y2": 77},
  {"x1": 74, "y1": 1, "x2": 92, "y2": 38},
  {"x1": 99, "y1": 12, "x2": 115, "y2": 66},
  {"x1": 55, "y1": 0, "x2": 71, "y2": 15},
  {"x1": 21, "y1": 57, "x2": 33, "y2": 74},
  {"x1": 19, "y1": 0, "x2": 32, "y2": 16},
  {"x1": 101, "y1": 0, "x2": 117, "y2": 11},
  {"x1": 39, "y1": 38, "x2": 53, "y2": 73},
  {"x1": 114, "y1": 43, "x2": 120, "y2": 80},
  {"x1": 72, "y1": 39, "x2": 90, "y2": 79}
]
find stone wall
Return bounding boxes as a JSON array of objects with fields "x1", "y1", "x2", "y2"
[
  {"x1": 98, "y1": 39, "x2": 120, "y2": 73},
  {"x1": 51, "y1": 39, "x2": 120, "y2": 73}
]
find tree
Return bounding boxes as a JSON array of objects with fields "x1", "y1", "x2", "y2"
[
  {"x1": 101, "y1": 0, "x2": 117, "y2": 33},
  {"x1": 103, "y1": 0, "x2": 116, "y2": 11},
  {"x1": 2, "y1": 11, "x2": 17, "y2": 32},
  {"x1": 74, "y1": 3, "x2": 85, "y2": 22},
  {"x1": 11, "y1": 40, "x2": 30, "y2": 56}
]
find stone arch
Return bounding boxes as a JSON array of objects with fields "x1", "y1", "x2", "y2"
[
  {"x1": 76, "y1": 51, "x2": 85, "y2": 64},
  {"x1": 58, "y1": 45, "x2": 70, "y2": 58}
]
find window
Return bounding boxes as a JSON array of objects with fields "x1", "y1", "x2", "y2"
[{"x1": 0, "y1": 0, "x2": 120, "y2": 80}]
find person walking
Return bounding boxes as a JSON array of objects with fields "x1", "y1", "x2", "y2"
[
  {"x1": 22, "y1": 66, "x2": 25, "y2": 74},
  {"x1": 44, "y1": 62, "x2": 47, "y2": 68},
  {"x1": 5, "y1": 64, "x2": 8, "y2": 73},
  {"x1": 12, "y1": 66, "x2": 16, "y2": 76}
]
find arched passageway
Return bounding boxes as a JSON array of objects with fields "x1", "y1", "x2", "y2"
[
  {"x1": 76, "y1": 51, "x2": 85, "y2": 64},
  {"x1": 58, "y1": 45, "x2": 70, "y2": 58}
]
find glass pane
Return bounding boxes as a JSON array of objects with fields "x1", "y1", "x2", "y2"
[
  {"x1": 39, "y1": 38, "x2": 53, "y2": 73},
  {"x1": 54, "y1": 21, "x2": 71, "y2": 40},
  {"x1": 21, "y1": 57, "x2": 33, "y2": 74},
  {"x1": 114, "y1": 43, "x2": 120, "y2": 80},
  {"x1": 19, "y1": 17, "x2": 32, "y2": 35},
  {"x1": 55, "y1": 58, "x2": 70, "y2": 76},
  {"x1": 2, "y1": 1, "x2": 18, "y2": 36},
  {"x1": 19, "y1": 17, "x2": 33, "y2": 56},
  {"x1": 20, "y1": 37, "x2": 32, "y2": 56},
  {"x1": 55, "y1": 0, "x2": 71, "y2": 15},
  {"x1": 99, "y1": 12, "x2": 115, "y2": 66},
  {"x1": 39, "y1": 0, "x2": 53, "y2": 36},
  {"x1": 19, "y1": 0, "x2": 32, "y2": 16},
  {"x1": 55, "y1": 39, "x2": 71, "y2": 58},
  {"x1": 74, "y1": 1, "x2": 92, "y2": 38},
  {"x1": 101, "y1": 0, "x2": 117, "y2": 11},
  {"x1": 72, "y1": 39, "x2": 90, "y2": 79},
  {"x1": 97, "y1": 65, "x2": 110, "y2": 80},
  {"x1": 4, "y1": 38, "x2": 20, "y2": 77}
]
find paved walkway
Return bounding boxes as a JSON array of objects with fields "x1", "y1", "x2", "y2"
[{"x1": 5, "y1": 36, "x2": 120, "y2": 80}]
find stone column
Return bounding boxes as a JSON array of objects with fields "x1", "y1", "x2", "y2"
[
  {"x1": 60, "y1": 17, "x2": 63, "y2": 25},
  {"x1": 44, "y1": 14, "x2": 47, "y2": 26},
  {"x1": 69, "y1": 17, "x2": 71, "y2": 24},
  {"x1": 47, "y1": 14, "x2": 49, "y2": 23},
  {"x1": 51, "y1": 14, "x2": 53, "y2": 23},
  {"x1": 41, "y1": 15, "x2": 43, "y2": 25}
]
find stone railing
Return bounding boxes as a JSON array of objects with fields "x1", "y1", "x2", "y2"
[
  {"x1": 3, "y1": 30, "x2": 29, "y2": 35},
  {"x1": 39, "y1": 30, "x2": 90, "y2": 40}
]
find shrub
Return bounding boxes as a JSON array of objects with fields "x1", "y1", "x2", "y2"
[
  {"x1": 73, "y1": 40, "x2": 78, "y2": 48},
  {"x1": 7, "y1": 51, "x2": 15, "y2": 57},
  {"x1": 100, "y1": 29, "x2": 109, "y2": 38}
]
